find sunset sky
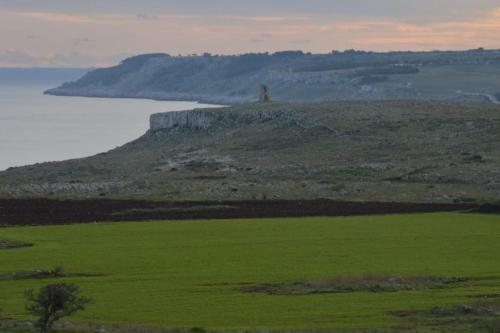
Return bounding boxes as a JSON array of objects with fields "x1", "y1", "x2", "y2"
[{"x1": 1, "y1": 0, "x2": 500, "y2": 67}]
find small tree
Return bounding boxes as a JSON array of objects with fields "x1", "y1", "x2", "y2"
[{"x1": 25, "y1": 283, "x2": 93, "y2": 333}]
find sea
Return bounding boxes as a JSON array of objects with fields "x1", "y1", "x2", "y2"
[{"x1": 0, "y1": 68, "x2": 219, "y2": 171}]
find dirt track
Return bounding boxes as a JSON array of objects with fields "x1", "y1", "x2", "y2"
[{"x1": 0, "y1": 199, "x2": 480, "y2": 227}]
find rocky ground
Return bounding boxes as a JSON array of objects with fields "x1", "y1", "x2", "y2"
[{"x1": 1, "y1": 101, "x2": 500, "y2": 203}]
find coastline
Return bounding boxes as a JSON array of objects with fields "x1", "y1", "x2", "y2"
[
  {"x1": 44, "y1": 88, "x2": 244, "y2": 106},
  {"x1": 44, "y1": 87, "x2": 500, "y2": 106},
  {"x1": 1, "y1": 85, "x2": 221, "y2": 171}
]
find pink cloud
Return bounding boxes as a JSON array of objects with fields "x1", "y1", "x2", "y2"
[
  {"x1": 329, "y1": 7, "x2": 500, "y2": 50},
  {"x1": 16, "y1": 11, "x2": 100, "y2": 24},
  {"x1": 2, "y1": 7, "x2": 500, "y2": 66},
  {"x1": 247, "y1": 16, "x2": 309, "y2": 22}
]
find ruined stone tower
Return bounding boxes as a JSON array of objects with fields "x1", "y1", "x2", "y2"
[{"x1": 259, "y1": 84, "x2": 271, "y2": 102}]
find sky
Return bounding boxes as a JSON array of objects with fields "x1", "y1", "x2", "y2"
[{"x1": 1, "y1": 0, "x2": 500, "y2": 67}]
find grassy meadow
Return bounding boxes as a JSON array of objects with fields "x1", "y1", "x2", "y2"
[{"x1": 1, "y1": 213, "x2": 500, "y2": 331}]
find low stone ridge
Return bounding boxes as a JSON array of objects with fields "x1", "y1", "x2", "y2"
[{"x1": 149, "y1": 107, "x2": 319, "y2": 131}]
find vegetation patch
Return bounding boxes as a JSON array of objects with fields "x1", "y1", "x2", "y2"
[
  {"x1": 241, "y1": 275, "x2": 475, "y2": 295},
  {"x1": 0, "y1": 266, "x2": 101, "y2": 281},
  {"x1": 0, "y1": 238, "x2": 33, "y2": 250},
  {"x1": 391, "y1": 301, "x2": 500, "y2": 333},
  {"x1": 469, "y1": 293, "x2": 500, "y2": 299},
  {"x1": 352, "y1": 65, "x2": 420, "y2": 77}
]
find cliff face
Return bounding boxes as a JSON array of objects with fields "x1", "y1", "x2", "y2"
[
  {"x1": 150, "y1": 107, "x2": 293, "y2": 131},
  {"x1": 148, "y1": 105, "x2": 326, "y2": 132},
  {"x1": 150, "y1": 110, "x2": 218, "y2": 130}
]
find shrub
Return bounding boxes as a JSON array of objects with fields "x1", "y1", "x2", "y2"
[
  {"x1": 25, "y1": 283, "x2": 93, "y2": 333},
  {"x1": 49, "y1": 266, "x2": 65, "y2": 278}
]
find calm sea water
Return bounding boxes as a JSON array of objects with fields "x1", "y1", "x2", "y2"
[{"x1": 0, "y1": 82, "x2": 218, "y2": 171}]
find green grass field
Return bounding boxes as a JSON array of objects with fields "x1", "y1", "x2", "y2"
[{"x1": 1, "y1": 213, "x2": 500, "y2": 331}]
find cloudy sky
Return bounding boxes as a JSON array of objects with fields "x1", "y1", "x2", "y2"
[{"x1": 1, "y1": 0, "x2": 500, "y2": 67}]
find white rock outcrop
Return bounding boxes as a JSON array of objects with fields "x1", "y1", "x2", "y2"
[{"x1": 149, "y1": 109, "x2": 288, "y2": 131}]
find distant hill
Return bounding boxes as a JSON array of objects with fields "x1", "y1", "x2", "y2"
[
  {"x1": 0, "y1": 68, "x2": 92, "y2": 85},
  {"x1": 1, "y1": 101, "x2": 499, "y2": 203},
  {"x1": 45, "y1": 49, "x2": 500, "y2": 104}
]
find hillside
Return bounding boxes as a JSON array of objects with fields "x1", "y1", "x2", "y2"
[
  {"x1": 1, "y1": 101, "x2": 500, "y2": 203},
  {"x1": 44, "y1": 49, "x2": 500, "y2": 104}
]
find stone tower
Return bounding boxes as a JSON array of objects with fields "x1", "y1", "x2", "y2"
[{"x1": 259, "y1": 85, "x2": 271, "y2": 102}]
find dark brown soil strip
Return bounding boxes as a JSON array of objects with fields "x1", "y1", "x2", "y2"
[
  {"x1": 473, "y1": 204, "x2": 500, "y2": 214},
  {"x1": 0, "y1": 199, "x2": 478, "y2": 227}
]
